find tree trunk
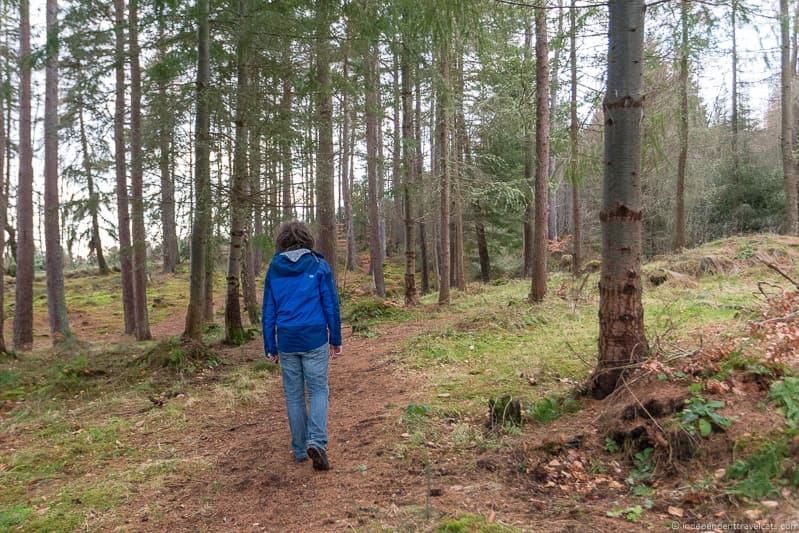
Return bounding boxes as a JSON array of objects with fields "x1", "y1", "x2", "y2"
[
  {"x1": 522, "y1": 19, "x2": 534, "y2": 279},
  {"x1": 79, "y1": 104, "x2": 109, "y2": 275},
  {"x1": 782, "y1": 0, "x2": 799, "y2": 235},
  {"x1": 14, "y1": 0, "x2": 34, "y2": 350},
  {"x1": 0, "y1": 37, "x2": 6, "y2": 353},
  {"x1": 530, "y1": 3, "x2": 550, "y2": 303},
  {"x1": 438, "y1": 40, "x2": 452, "y2": 305},
  {"x1": 44, "y1": 0, "x2": 71, "y2": 343},
  {"x1": 731, "y1": 0, "x2": 739, "y2": 178},
  {"x1": 281, "y1": 54, "x2": 294, "y2": 220},
  {"x1": 401, "y1": 46, "x2": 417, "y2": 306},
  {"x1": 184, "y1": 0, "x2": 211, "y2": 341},
  {"x1": 415, "y1": 72, "x2": 430, "y2": 294},
  {"x1": 674, "y1": 0, "x2": 689, "y2": 251},
  {"x1": 129, "y1": 0, "x2": 151, "y2": 340},
  {"x1": 316, "y1": 1, "x2": 336, "y2": 278},
  {"x1": 224, "y1": 0, "x2": 249, "y2": 345},
  {"x1": 364, "y1": 34, "x2": 386, "y2": 297},
  {"x1": 158, "y1": 10, "x2": 178, "y2": 274},
  {"x1": 452, "y1": 49, "x2": 466, "y2": 290},
  {"x1": 569, "y1": 0, "x2": 582, "y2": 275},
  {"x1": 592, "y1": 0, "x2": 648, "y2": 399},
  {"x1": 341, "y1": 21, "x2": 356, "y2": 271}
]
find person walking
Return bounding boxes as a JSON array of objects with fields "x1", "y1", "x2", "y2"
[{"x1": 262, "y1": 220, "x2": 342, "y2": 470}]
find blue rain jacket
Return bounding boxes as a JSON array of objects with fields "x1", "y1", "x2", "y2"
[{"x1": 262, "y1": 248, "x2": 342, "y2": 356}]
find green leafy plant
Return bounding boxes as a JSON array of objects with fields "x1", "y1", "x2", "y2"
[
  {"x1": 528, "y1": 393, "x2": 580, "y2": 424},
  {"x1": 726, "y1": 439, "x2": 797, "y2": 500},
  {"x1": 604, "y1": 437, "x2": 620, "y2": 454},
  {"x1": 769, "y1": 377, "x2": 799, "y2": 427},
  {"x1": 626, "y1": 447, "x2": 654, "y2": 486},
  {"x1": 607, "y1": 504, "x2": 644, "y2": 522},
  {"x1": 679, "y1": 395, "x2": 733, "y2": 438}
]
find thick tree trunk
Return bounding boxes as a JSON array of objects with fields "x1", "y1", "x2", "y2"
[
  {"x1": 401, "y1": 47, "x2": 417, "y2": 306},
  {"x1": 530, "y1": 3, "x2": 550, "y2": 302},
  {"x1": 184, "y1": 0, "x2": 211, "y2": 341},
  {"x1": 782, "y1": 0, "x2": 799, "y2": 234},
  {"x1": 129, "y1": 0, "x2": 151, "y2": 340},
  {"x1": 365, "y1": 35, "x2": 386, "y2": 297},
  {"x1": 14, "y1": 0, "x2": 34, "y2": 350},
  {"x1": 44, "y1": 0, "x2": 71, "y2": 343},
  {"x1": 592, "y1": 0, "x2": 648, "y2": 399},
  {"x1": 158, "y1": 13, "x2": 178, "y2": 274},
  {"x1": 316, "y1": 1, "x2": 336, "y2": 278},
  {"x1": 438, "y1": 41, "x2": 452, "y2": 305},
  {"x1": 674, "y1": 0, "x2": 689, "y2": 251},
  {"x1": 224, "y1": 0, "x2": 249, "y2": 345},
  {"x1": 569, "y1": 0, "x2": 582, "y2": 275},
  {"x1": 79, "y1": 105, "x2": 109, "y2": 275}
]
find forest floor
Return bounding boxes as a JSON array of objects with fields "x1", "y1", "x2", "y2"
[{"x1": 2, "y1": 234, "x2": 799, "y2": 532}]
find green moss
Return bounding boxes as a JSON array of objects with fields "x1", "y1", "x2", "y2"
[{"x1": 436, "y1": 513, "x2": 521, "y2": 532}]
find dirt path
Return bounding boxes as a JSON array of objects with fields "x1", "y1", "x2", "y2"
[{"x1": 132, "y1": 318, "x2": 450, "y2": 532}]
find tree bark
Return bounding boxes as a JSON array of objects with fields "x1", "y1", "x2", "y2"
[
  {"x1": 281, "y1": 52, "x2": 294, "y2": 220},
  {"x1": 731, "y1": 0, "x2": 739, "y2": 178},
  {"x1": 592, "y1": 0, "x2": 648, "y2": 399},
  {"x1": 44, "y1": 0, "x2": 71, "y2": 343},
  {"x1": 782, "y1": 0, "x2": 798, "y2": 234},
  {"x1": 438, "y1": 40, "x2": 452, "y2": 305},
  {"x1": 415, "y1": 72, "x2": 430, "y2": 295},
  {"x1": 401, "y1": 45, "x2": 417, "y2": 306},
  {"x1": 364, "y1": 32, "x2": 386, "y2": 297},
  {"x1": 0, "y1": 35, "x2": 7, "y2": 353},
  {"x1": 341, "y1": 20, "x2": 356, "y2": 272},
  {"x1": 114, "y1": 0, "x2": 136, "y2": 336},
  {"x1": 522, "y1": 19, "x2": 534, "y2": 279},
  {"x1": 79, "y1": 104, "x2": 109, "y2": 275},
  {"x1": 14, "y1": 0, "x2": 34, "y2": 350},
  {"x1": 569, "y1": 0, "x2": 582, "y2": 275},
  {"x1": 316, "y1": 0, "x2": 336, "y2": 278},
  {"x1": 129, "y1": 0, "x2": 151, "y2": 340},
  {"x1": 158, "y1": 10, "x2": 178, "y2": 274},
  {"x1": 224, "y1": 0, "x2": 249, "y2": 345},
  {"x1": 674, "y1": 0, "x2": 689, "y2": 251},
  {"x1": 530, "y1": 3, "x2": 550, "y2": 303},
  {"x1": 452, "y1": 48, "x2": 466, "y2": 290},
  {"x1": 184, "y1": 0, "x2": 211, "y2": 341}
]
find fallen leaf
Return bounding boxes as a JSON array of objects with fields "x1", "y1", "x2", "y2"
[
  {"x1": 667, "y1": 506, "x2": 684, "y2": 518},
  {"x1": 487, "y1": 511, "x2": 496, "y2": 523}
]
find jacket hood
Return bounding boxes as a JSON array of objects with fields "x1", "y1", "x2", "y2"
[{"x1": 270, "y1": 248, "x2": 320, "y2": 276}]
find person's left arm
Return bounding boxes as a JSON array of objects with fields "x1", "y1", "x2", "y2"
[{"x1": 319, "y1": 261, "x2": 342, "y2": 356}]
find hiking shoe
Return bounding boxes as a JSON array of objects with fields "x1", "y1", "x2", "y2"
[{"x1": 307, "y1": 445, "x2": 330, "y2": 471}]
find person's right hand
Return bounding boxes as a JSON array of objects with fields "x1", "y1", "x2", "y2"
[
  {"x1": 266, "y1": 354, "x2": 279, "y2": 364},
  {"x1": 330, "y1": 345, "x2": 343, "y2": 358}
]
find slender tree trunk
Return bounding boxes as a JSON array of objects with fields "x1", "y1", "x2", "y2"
[
  {"x1": 79, "y1": 104, "x2": 109, "y2": 275},
  {"x1": 316, "y1": 1, "x2": 336, "y2": 278},
  {"x1": 548, "y1": 1, "x2": 563, "y2": 241},
  {"x1": 251, "y1": 126, "x2": 263, "y2": 272},
  {"x1": 14, "y1": 0, "x2": 34, "y2": 350},
  {"x1": 224, "y1": 0, "x2": 249, "y2": 345},
  {"x1": 731, "y1": 0, "x2": 739, "y2": 178},
  {"x1": 401, "y1": 46, "x2": 417, "y2": 306},
  {"x1": 569, "y1": 0, "x2": 582, "y2": 275},
  {"x1": 44, "y1": 0, "x2": 71, "y2": 343},
  {"x1": 281, "y1": 55, "x2": 294, "y2": 220},
  {"x1": 341, "y1": 21, "x2": 356, "y2": 271},
  {"x1": 184, "y1": 0, "x2": 211, "y2": 341},
  {"x1": 522, "y1": 19, "x2": 533, "y2": 279},
  {"x1": 782, "y1": 0, "x2": 799, "y2": 234},
  {"x1": 592, "y1": 0, "x2": 648, "y2": 399},
  {"x1": 0, "y1": 39, "x2": 6, "y2": 353},
  {"x1": 452, "y1": 49, "x2": 466, "y2": 290},
  {"x1": 438, "y1": 40, "x2": 452, "y2": 305},
  {"x1": 530, "y1": 3, "x2": 550, "y2": 302},
  {"x1": 416, "y1": 71, "x2": 430, "y2": 294},
  {"x1": 129, "y1": 0, "x2": 151, "y2": 340},
  {"x1": 674, "y1": 0, "x2": 689, "y2": 251},
  {"x1": 365, "y1": 34, "x2": 386, "y2": 297},
  {"x1": 346, "y1": 106, "x2": 357, "y2": 269},
  {"x1": 158, "y1": 11, "x2": 178, "y2": 273}
]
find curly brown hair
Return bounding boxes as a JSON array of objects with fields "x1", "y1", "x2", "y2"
[{"x1": 275, "y1": 220, "x2": 315, "y2": 252}]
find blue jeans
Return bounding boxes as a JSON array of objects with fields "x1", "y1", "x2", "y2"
[{"x1": 279, "y1": 343, "x2": 329, "y2": 459}]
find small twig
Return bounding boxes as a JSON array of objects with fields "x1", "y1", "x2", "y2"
[
  {"x1": 755, "y1": 310, "x2": 799, "y2": 326},
  {"x1": 757, "y1": 255, "x2": 799, "y2": 289},
  {"x1": 755, "y1": 280, "x2": 784, "y2": 301}
]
